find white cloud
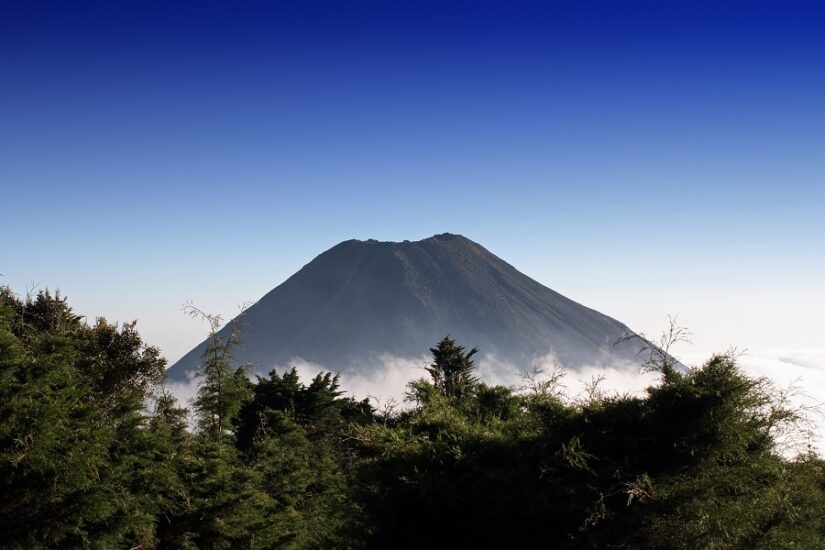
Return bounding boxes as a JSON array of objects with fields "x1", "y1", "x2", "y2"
[
  {"x1": 324, "y1": 351, "x2": 661, "y2": 409},
  {"x1": 336, "y1": 353, "x2": 430, "y2": 406},
  {"x1": 737, "y1": 349, "x2": 825, "y2": 454},
  {"x1": 164, "y1": 348, "x2": 825, "y2": 455},
  {"x1": 164, "y1": 369, "x2": 200, "y2": 409},
  {"x1": 476, "y1": 352, "x2": 661, "y2": 399}
]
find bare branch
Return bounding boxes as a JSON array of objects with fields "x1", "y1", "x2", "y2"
[
  {"x1": 518, "y1": 358, "x2": 567, "y2": 400},
  {"x1": 616, "y1": 315, "x2": 692, "y2": 378}
]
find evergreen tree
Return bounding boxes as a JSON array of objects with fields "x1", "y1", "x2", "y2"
[
  {"x1": 426, "y1": 336, "x2": 479, "y2": 403},
  {"x1": 2, "y1": 288, "x2": 823, "y2": 548},
  {"x1": 186, "y1": 306, "x2": 252, "y2": 438},
  {"x1": 234, "y1": 367, "x2": 375, "y2": 546},
  {"x1": 0, "y1": 288, "x2": 172, "y2": 548},
  {"x1": 351, "y1": 338, "x2": 825, "y2": 549}
]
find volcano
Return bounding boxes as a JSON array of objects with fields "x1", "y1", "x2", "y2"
[{"x1": 167, "y1": 234, "x2": 646, "y2": 381}]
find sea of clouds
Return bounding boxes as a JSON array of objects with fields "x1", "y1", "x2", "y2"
[{"x1": 167, "y1": 348, "x2": 825, "y2": 454}]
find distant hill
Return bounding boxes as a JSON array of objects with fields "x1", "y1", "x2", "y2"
[{"x1": 167, "y1": 234, "x2": 646, "y2": 381}]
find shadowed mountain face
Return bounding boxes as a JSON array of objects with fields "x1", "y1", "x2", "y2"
[{"x1": 167, "y1": 234, "x2": 645, "y2": 381}]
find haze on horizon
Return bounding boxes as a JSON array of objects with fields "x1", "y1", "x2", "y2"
[{"x1": 1, "y1": 2, "x2": 823, "y2": 405}]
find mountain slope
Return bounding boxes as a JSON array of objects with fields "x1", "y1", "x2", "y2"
[{"x1": 167, "y1": 234, "x2": 645, "y2": 380}]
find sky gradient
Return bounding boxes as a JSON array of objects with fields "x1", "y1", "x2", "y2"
[{"x1": 2, "y1": 1, "x2": 823, "y2": 368}]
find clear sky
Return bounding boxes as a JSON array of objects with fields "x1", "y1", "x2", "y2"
[{"x1": 2, "y1": 1, "x2": 823, "y2": 369}]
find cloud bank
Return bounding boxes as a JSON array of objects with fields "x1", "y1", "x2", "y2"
[
  {"x1": 736, "y1": 349, "x2": 825, "y2": 453},
  {"x1": 166, "y1": 348, "x2": 825, "y2": 454}
]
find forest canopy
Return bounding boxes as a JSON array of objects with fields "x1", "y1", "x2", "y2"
[{"x1": 0, "y1": 287, "x2": 823, "y2": 549}]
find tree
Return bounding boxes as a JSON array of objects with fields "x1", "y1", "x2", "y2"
[
  {"x1": 234, "y1": 367, "x2": 375, "y2": 546},
  {"x1": 0, "y1": 287, "x2": 173, "y2": 548},
  {"x1": 426, "y1": 335, "x2": 479, "y2": 403},
  {"x1": 186, "y1": 305, "x2": 252, "y2": 438}
]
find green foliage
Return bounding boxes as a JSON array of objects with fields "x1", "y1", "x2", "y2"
[
  {"x1": 187, "y1": 306, "x2": 253, "y2": 438},
  {"x1": 233, "y1": 367, "x2": 375, "y2": 546},
  {"x1": 159, "y1": 435, "x2": 287, "y2": 549},
  {"x1": 425, "y1": 335, "x2": 479, "y2": 403},
  {"x1": 0, "y1": 288, "x2": 169, "y2": 548},
  {"x1": 77, "y1": 317, "x2": 167, "y2": 402},
  {"x1": 352, "y1": 344, "x2": 825, "y2": 548},
  {"x1": 236, "y1": 368, "x2": 372, "y2": 451},
  {"x1": 1, "y1": 288, "x2": 823, "y2": 548}
]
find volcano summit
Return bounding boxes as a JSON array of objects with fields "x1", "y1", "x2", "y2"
[{"x1": 168, "y1": 234, "x2": 645, "y2": 381}]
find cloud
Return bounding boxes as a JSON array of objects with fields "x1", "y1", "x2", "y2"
[
  {"x1": 164, "y1": 348, "x2": 825, "y2": 455},
  {"x1": 332, "y1": 349, "x2": 825, "y2": 454},
  {"x1": 738, "y1": 349, "x2": 825, "y2": 388},
  {"x1": 163, "y1": 354, "x2": 433, "y2": 413},
  {"x1": 326, "y1": 351, "x2": 661, "y2": 408},
  {"x1": 164, "y1": 369, "x2": 200, "y2": 408},
  {"x1": 736, "y1": 349, "x2": 825, "y2": 454},
  {"x1": 335, "y1": 353, "x2": 430, "y2": 406},
  {"x1": 476, "y1": 352, "x2": 661, "y2": 399}
]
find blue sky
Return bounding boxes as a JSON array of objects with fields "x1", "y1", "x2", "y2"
[{"x1": 1, "y1": 1, "x2": 823, "y2": 364}]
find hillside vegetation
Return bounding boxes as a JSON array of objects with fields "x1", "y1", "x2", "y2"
[{"x1": 1, "y1": 288, "x2": 823, "y2": 548}]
